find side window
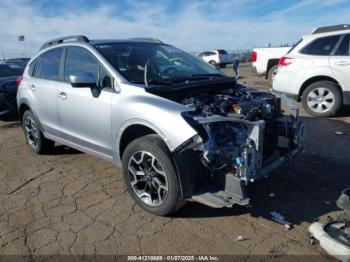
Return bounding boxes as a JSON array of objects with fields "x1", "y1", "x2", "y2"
[
  {"x1": 301, "y1": 35, "x2": 340, "y2": 56},
  {"x1": 28, "y1": 61, "x2": 36, "y2": 77},
  {"x1": 64, "y1": 47, "x2": 98, "y2": 82},
  {"x1": 334, "y1": 35, "x2": 350, "y2": 56},
  {"x1": 99, "y1": 66, "x2": 112, "y2": 88},
  {"x1": 65, "y1": 47, "x2": 112, "y2": 88},
  {"x1": 34, "y1": 56, "x2": 42, "y2": 78},
  {"x1": 40, "y1": 48, "x2": 63, "y2": 80}
]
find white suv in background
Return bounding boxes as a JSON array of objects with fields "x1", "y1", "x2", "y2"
[
  {"x1": 198, "y1": 50, "x2": 232, "y2": 68},
  {"x1": 273, "y1": 24, "x2": 350, "y2": 117}
]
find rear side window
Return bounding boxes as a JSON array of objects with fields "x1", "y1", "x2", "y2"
[
  {"x1": 64, "y1": 47, "x2": 98, "y2": 81},
  {"x1": 334, "y1": 35, "x2": 350, "y2": 56},
  {"x1": 28, "y1": 61, "x2": 36, "y2": 77},
  {"x1": 40, "y1": 48, "x2": 63, "y2": 80},
  {"x1": 300, "y1": 35, "x2": 340, "y2": 56}
]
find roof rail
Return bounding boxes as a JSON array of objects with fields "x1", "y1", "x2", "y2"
[
  {"x1": 312, "y1": 24, "x2": 350, "y2": 34},
  {"x1": 128, "y1": 37, "x2": 163, "y2": 43},
  {"x1": 40, "y1": 35, "x2": 89, "y2": 50}
]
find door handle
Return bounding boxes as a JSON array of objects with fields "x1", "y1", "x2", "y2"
[
  {"x1": 335, "y1": 61, "x2": 350, "y2": 66},
  {"x1": 57, "y1": 92, "x2": 67, "y2": 100},
  {"x1": 30, "y1": 84, "x2": 36, "y2": 90}
]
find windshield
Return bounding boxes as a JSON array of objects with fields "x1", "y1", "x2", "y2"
[{"x1": 95, "y1": 43, "x2": 225, "y2": 85}]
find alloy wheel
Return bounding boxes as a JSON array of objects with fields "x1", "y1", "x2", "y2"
[
  {"x1": 128, "y1": 151, "x2": 168, "y2": 206},
  {"x1": 306, "y1": 87, "x2": 335, "y2": 113},
  {"x1": 23, "y1": 115, "x2": 39, "y2": 148}
]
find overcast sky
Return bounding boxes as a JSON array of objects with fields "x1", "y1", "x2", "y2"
[{"x1": 0, "y1": 0, "x2": 349, "y2": 58}]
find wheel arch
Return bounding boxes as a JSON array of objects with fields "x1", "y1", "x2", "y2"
[
  {"x1": 117, "y1": 123, "x2": 191, "y2": 199},
  {"x1": 18, "y1": 103, "x2": 31, "y2": 123},
  {"x1": 18, "y1": 101, "x2": 45, "y2": 132},
  {"x1": 118, "y1": 123, "x2": 160, "y2": 161},
  {"x1": 298, "y1": 75, "x2": 343, "y2": 101},
  {"x1": 265, "y1": 59, "x2": 279, "y2": 79}
]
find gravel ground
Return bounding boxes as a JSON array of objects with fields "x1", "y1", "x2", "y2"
[{"x1": 0, "y1": 63, "x2": 349, "y2": 260}]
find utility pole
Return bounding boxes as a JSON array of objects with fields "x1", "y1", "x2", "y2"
[
  {"x1": 18, "y1": 35, "x2": 25, "y2": 57},
  {"x1": 0, "y1": 47, "x2": 5, "y2": 62}
]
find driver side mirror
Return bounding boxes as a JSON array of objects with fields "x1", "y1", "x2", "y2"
[{"x1": 69, "y1": 73, "x2": 96, "y2": 88}]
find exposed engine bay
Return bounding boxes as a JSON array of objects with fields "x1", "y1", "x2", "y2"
[{"x1": 151, "y1": 82, "x2": 304, "y2": 208}]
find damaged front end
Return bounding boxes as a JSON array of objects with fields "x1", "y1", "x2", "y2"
[{"x1": 173, "y1": 87, "x2": 304, "y2": 208}]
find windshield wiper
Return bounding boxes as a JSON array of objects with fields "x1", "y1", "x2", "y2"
[{"x1": 188, "y1": 73, "x2": 225, "y2": 79}]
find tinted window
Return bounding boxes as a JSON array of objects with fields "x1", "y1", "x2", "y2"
[
  {"x1": 34, "y1": 57, "x2": 42, "y2": 78},
  {"x1": 301, "y1": 35, "x2": 340, "y2": 55},
  {"x1": 28, "y1": 61, "x2": 36, "y2": 77},
  {"x1": 65, "y1": 47, "x2": 112, "y2": 88},
  {"x1": 218, "y1": 50, "x2": 227, "y2": 55},
  {"x1": 40, "y1": 48, "x2": 63, "y2": 80},
  {"x1": 64, "y1": 47, "x2": 98, "y2": 82},
  {"x1": 335, "y1": 35, "x2": 350, "y2": 56}
]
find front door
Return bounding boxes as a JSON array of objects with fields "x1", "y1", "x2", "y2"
[{"x1": 57, "y1": 47, "x2": 114, "y2": 157}]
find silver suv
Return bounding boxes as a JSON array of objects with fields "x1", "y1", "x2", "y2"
[{"x1": 17, "y1": 35, "x2": 304, "y2": 216}]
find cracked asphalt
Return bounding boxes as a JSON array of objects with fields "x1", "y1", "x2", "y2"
[{"x1": 0, "y1": 64, "x2": 349, "y2": 260}]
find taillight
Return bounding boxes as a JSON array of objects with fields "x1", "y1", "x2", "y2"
[
  {"x1": 278, "y1": 56, "x2": 293, "y2": 66},
  {"x1": 16, "y1": 76, "x2": 23, "y2": 88},
  {"x1": 251, "y1": 51, "x2": 257, "y2": 62}
]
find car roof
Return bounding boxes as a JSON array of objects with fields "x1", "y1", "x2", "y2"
[
  {"x1": 39, "y1": 35, "x2": 165, "y2": 51},
  {"x1": 90, "y1": 38, "x2": 164, "y2": 46}
]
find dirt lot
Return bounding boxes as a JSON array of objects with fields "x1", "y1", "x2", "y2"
[{"x1": 0, "y1": 64, "x2": 349, "y2": 260}]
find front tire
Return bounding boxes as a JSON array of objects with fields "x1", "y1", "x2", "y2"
[
  {"x1": 122, "y1": 134, "x2": 184, "y2": 216},
  {"x1": 301, "y1": 81, "x2": 342, "y2": 117},
  {"x1": 22, "y1": 110, "x2": 54, "y2": 154}
]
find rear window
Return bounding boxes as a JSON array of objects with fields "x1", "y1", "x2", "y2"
[
  {"x1": 300, "y1": 35, "x2": 340, "y2": 56},
  {"x1": 218, "y1": 50, "x2": 228, "y2": 55},
  {"x1": 334, "y1": 35, "x2": 350, "y2": 56}
]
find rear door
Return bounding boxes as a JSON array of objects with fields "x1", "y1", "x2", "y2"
[
  {"x1": 29, "y1": 48, "x2": 65, "y2": 136},
  {"x1": 57, "y1": 46, "x2": 114, "y2": 157},
  {"x1": 329, "y1": 34, "x2": 350, "y2": 92}
]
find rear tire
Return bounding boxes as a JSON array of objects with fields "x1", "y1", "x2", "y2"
[
  {"x1": 301, "y1": 81, "x2": 342, "y2": 117},
  {"x1": 122, "y1": 134, "x2": 184, "y2": 216},
  {"x1": 267, "y1": 65, "x2": 278, "y2": 84},
  {"x1": 22, "y1": 110, "x2": 54, "y2": 154}
]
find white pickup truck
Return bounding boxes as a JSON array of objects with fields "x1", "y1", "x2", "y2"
[{"x1": 251, "y1": 47, "x2": 291, "y2": 82}]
